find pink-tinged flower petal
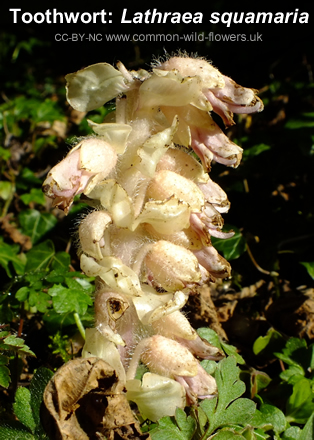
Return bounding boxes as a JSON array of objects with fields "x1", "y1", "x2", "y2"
[
  {"x1": 197, "y1": 180, "x2": 230, "y2": 213},
  {"x1": 191, "y1": 124, "x2": 243, "y2": 169},
  {"x1": 202, "y1": 75, "x2": 263, "y2": 127},
  {"x1": 193, "y1": 245, "x2": 231, "y2": 279},
  {"x1": 210, "y1": 75, "x2": 263, "y2": 109},
  {"x1": 175, "y1": 363, "x2": 217, "y2": 405},
  {"x1": 176, "y1": 335, "x2": 224, "y2": 360},
  {"x1": 202, "y1": 89, "x2": 236, "y2": 127},
  {"x1": 159, "y1": 104, "x2": 242, "y2": 169},
  {"x1": 43, "y1": 138, "x2": 118, "y2": 213},
  {"x1": 190, "y1": 207, "x2": 234, "y2": 245},
  {"x1": 127, "y1": 335, "x2": 217, "y2": 406}
]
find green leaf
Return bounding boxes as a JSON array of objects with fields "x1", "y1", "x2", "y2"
[
  {"x1": 51, "y1": 251, "x2": 71, "y2": 271},
  {"x1": 282, "y1": 426, "x2": 302, "y2": 440},
  {"x1": 0, "y1": 146, "x2": 11, "y2": 161},
  {"x1": 174, "y1": 408, "x2": 197, "y2": 440},
  {"x1": 151, "y1": 408, "x2": 196, "y2": 440},
  {"x1": 211, "y1": 225, "x2": 246, "y2": 260},
  {"x1": 280, "y1": 366, "x2": 305, "y2": 384},
  {"x1": 250, "y1": 404, "x2": 286, "y2": 434},
  {"x1": 299, "y1": 411, "x2": 314, "y2": 440},
  {"x1": 42, "y1": 309, "x2": 80, "y2": 332},
  {"x1": 274, "y1": 337, "x2": 310, "y2": 373},
  {"x1": 0, "y1": 421, "x2": 35, "y2": 440},
  {"x1": 243, "y1": 144, "x2": 271, "y2": 159},
  {"x1": 221, "y1": 341, "x2": 245, "y2": 365},
  {"x1": 286, "y1": 378, "x2": 314, "y2": 424},
  {"x1": 285, "y1": 113, "x2": 314, "y2": 129},
  {"x1": 250, "y1": 370, "x2": 272, "y2": 397},
  {"x1": 20, "y1": 189, "x2": 46, "y2": 206},
  {"x1": 29, "y1": 367, "x2": 54, "y2": 427},
  {"x1": 0, "y1": 353, "x2": 9, "y2": 364},
  {"x1": 48, "y1": 284, "x2": 92, "y2": 315},
  {"x1": 197, "y1": 328, "x2": 245, "y2": 364},
  {"x1": 25, "y1": 240, "x2": 55, "y2": 272},
  {"x1": 201, "y1": 357, "x2": 256, "y2": 436},
  {"x1": 0, "y1": 181, "x2": 13, "y2": 200},
  {"x1": 197, "y1": 328, "x2": 222, "y2": 350},
  {"x1": 16, "y1": 286, "x2": 30, "y2": 302},
  {"x1": 0, "y1": 239, "x2": 23, "y2": 277},
  {"x1": 3, "y1": 335, "x2": 35, "y2": 357},
  {"x1": 28, "y1": 290, "x2": 51, "y2": 313},
  {"x1": 0, "y1": 364, "x2": 11, "y2": 388},
  {"x1": 13, "y1": 387, "x2": 36, "y2": 433},
  {"x1": 211, "y1": 430, "x2": 246, "y2": 439},
  {"x1": 17, "y1": 168, "x2": 42, "y2": 190},
  {"x1": 300, "y1": 262, "x2": 314, "y2": 279},
  {"x1": 18, "y1": 209, "x2": 57, "y2": 244},
  {"x1": 253, "y1": 329, "x2": 285, "y2": 357},
  {"x1": 33, "y1": 98, "x2": 64, "y2": 124},
  {"x1": 4, "y1": 335, "x2": 26, "y2": 347}
]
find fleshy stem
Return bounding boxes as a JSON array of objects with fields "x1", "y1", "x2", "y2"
[{"x1": 73, "y1": 312, "x2": 85, "y2": 340}]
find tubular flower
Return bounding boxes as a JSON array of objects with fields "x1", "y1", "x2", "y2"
[
  {"x1": 43, "y1": 53, "x2": 263, "y2": 422},
  {"x1": 143, "y1": 240, "x2": 203, "y2": 291},
  {"x1": 126, "y1": 335, "x2": 218, "y2": 405},
  {"x1": 42, "y1": 138, "x2": 118, "y2": 213}
]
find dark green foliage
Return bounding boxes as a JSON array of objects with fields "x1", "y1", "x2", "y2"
[{"x1": 0, "y1": 367, "x2": 53, "y2": 439}]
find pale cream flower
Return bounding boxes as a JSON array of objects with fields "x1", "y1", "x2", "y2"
[
  {"x1": 126, "y1": 373, "x2": 186, "y2": 421},
  {"x1": 126, "y1": 335, "x2": 217, "y2": 405}
]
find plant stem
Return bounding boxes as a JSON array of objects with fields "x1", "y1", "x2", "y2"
[
  {"x1": 73, "y1": 312, "x2": 85, "y2": 340},
  {"x1": 246, "y1": 243, "x2": 279, "y2": 277}
]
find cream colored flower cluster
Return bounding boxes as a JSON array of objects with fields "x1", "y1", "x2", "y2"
[{"x1": 43, "y1": 54, "x2": 263, "y2": 421}]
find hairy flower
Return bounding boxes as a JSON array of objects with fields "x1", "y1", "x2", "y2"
[
  {"x1": 43, "y1": 53, "x2": 263, "y2": 422},
  {"x1": 43, "y1": 138, "x2": 117, "y2": 213},
  {"x1": 156, "y1": 55, "x2": 263, "y2": 124},
  {"x1": 143, "y1": 240, "x2": 202, "y2": 291},
  {"x1": 175, "y1": 363, "x2": 217, "y2": 405},
  {"x1": 127, "y1": 335, "x2": 217, "y2": 404}
]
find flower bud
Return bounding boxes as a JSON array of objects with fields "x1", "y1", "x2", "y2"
[
  {"x1": 146, "y1": 169, "x2": 204, "y2": 212},
  {"x1": 144, "y1": 240, "x2": 202, "y2": 291},
  {"x1": 156, "y1": 56, "x2": 224, "y2": 90},
  {"x1": 137, "y1": 335, "x2": 199, "y2": 378},
  {"x1": 152, "y1": 310, "x2": 197, "y2": 341}
]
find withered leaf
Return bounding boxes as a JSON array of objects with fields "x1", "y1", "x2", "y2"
[{"x1": 42, "y1": 357, "x2": 150, "y2": 440}]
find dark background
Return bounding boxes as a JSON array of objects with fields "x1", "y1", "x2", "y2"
[{"x1": 1, "y1": 1, "x2": 313, "y2": 87}]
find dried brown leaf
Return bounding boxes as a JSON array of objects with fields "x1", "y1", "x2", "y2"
[{"x1": 42, "y1": 357, "x2": 150, "y2": 440}]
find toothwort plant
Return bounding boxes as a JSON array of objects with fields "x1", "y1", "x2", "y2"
[{"x1": 43, "y1": 53, "x2": 263, "y2": 421}]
